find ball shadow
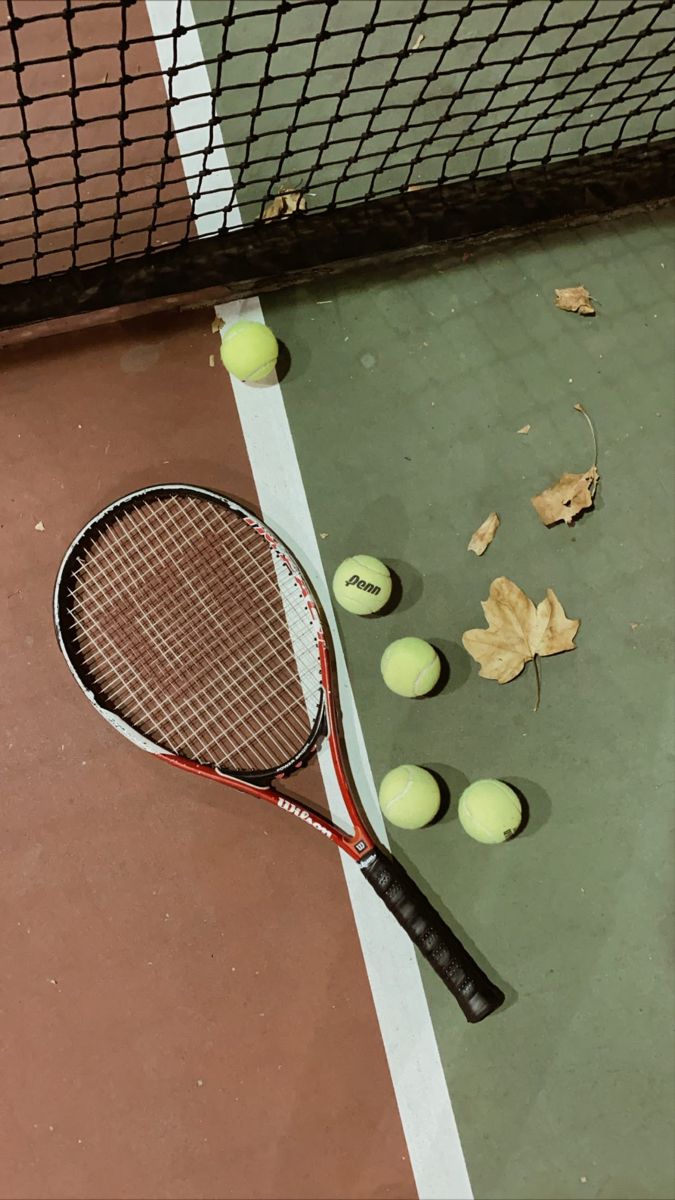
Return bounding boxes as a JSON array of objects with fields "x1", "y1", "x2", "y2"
[
  {"x1": 423, "y1": 639, "x2": 471, "y2": 699},
  {"x1": 423, "y1": 763, "x2": 471, "y2": 826},
  {"x1": 424, "y1": 645, "x2": 449, "y2": 697},
  {"x1": 275, "y1": 339, "x2": 291, "y2": 383},
  {"x1": 358, "y1": 560, "x2": 423, "y2": 619},
  {"x1": 500, "y1": 776, "x2": 552, "y2": 839},
  {"x1": 235, "y1": 339, "x2": 291, "y2": 388},
  {"x1": 431, "y1": 638, "x2": 472, "y2": 695},
  {"x1": 382, "y1": 559, "x2": 424, "y2": 615}
]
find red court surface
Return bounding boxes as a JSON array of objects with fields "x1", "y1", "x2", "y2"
[
  {"x1": 0, "y1": 311, "x2": 415, "y2": 1200},
  {"x1": 0, "y1": 0, "x2": 191, "y2": 284}
]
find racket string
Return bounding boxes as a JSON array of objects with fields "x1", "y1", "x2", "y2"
[
  {"x1": 70, "y1": 565, "x2": 312, "y2": 769},
  {"x1": 106, "y1": 509, "x2": 295, "y2": 717},
  {"x1": 66, "y1": 493, "x2": 323, "y2": 771},
  {"x1": 69, "y1": 571, "x2": 309, "y2": 769},
  {"x1": 136, "y1": 499, "x2": 321, "y2": 691},
  {"x1": 77, "y1": 504, "x2": 303, "y2": 704},
  {"x1": 71, "y1": 569, "x2": 308, "y2": 766},
  {"x1": 130, "y1": 500, "x2": 319, "y2": 756},
  {"x1": 160, "y1": 500, "x2": 322, "y2": 684}
]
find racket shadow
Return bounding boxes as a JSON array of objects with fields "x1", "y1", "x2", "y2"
[
  {"x1": 388, "y1": 841, "x2": 516, "y2": 1010},
  {"x1": 190, "y1": 756, "x2": 336, "y2": 825}
]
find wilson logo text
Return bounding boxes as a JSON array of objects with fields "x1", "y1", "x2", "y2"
[{"x1": 277, "y1": 798, "x2": 333, "y2": 838}]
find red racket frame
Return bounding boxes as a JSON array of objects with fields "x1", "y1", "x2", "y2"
[
  {"x1": 161, "y1": 597, "x2": 374, "y2": 860},
  {"x1": 54, "y1": 486, "x2": 505, "y2": 1022}
]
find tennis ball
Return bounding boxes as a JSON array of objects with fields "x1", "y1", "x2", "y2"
[
  {"x1": 220, "y1": 320, "x2": 279, "y2": 383},
  {"x1": 332, "y1": 555, "x2": 392, "y2": 615},
  {"x1": 380, "y1": 637, "x2": 441, "y2": 697},
  {"x1": 378, "y1": 765, "x2": 441, "y2": 830},
  {"x1": 458, "y1": 779, "x2": 522, "y2": 844}
]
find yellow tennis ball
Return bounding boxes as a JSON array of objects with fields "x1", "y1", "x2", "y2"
[
  {"x1": 220, "y1": 320, "x2": 279, "y2": 383},
  {"x1": 380, "y1": 637, "x2": 440, "y2": 697},
  {"x1": 458, "y1": 779, "x2": 522, "y2": 844},
  {"x1": 332, "y1": 555, "x2": 392, "y2": 615},
  {"x1": 378, "y1": 765, "x2": 441, "y2": 829}
]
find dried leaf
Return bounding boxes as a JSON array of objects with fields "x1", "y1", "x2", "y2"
[
  {"x1": 211, "y1": 316, "x2": 223, "y2": 333},
  {"x1": 532, "y1": 466, "x2": 598, "y2": 526},
  {"x1": 263, "y1": 189, "x2": 306, "y2": 221},
  {"x1": 319, "y1": 532, "x2": 329, "y2": 540},
  {"x1": 410, "y1": 33, "x2": 425, "y2": 50},
  {"x1": 517, "y1": 424, "x2": 531, "y2": 434},
  {"x1": 462, "y1": 578, "x2": 579, "y2": 708},
  {"x1": 468, "y1": 512, "x2": 500, "y2": 556},
  {"x1": 554, "y1": 286, "x2": 595, "y2": 316},
  {"x1": 34, "y1": 520, "x2": 45, "y2": 532}
]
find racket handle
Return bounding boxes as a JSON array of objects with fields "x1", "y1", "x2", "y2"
[{"x1": 361, "y1": 849, "x2": 504, "y2": 1023}]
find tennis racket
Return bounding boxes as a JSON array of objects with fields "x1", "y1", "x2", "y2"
[{"x1": 54, "y1": 485, "x2": 504, "y2": 1023}]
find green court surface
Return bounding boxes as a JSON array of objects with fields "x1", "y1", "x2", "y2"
[{"x1": 262, "y1": 207, "x2": 675, "y2": 1200}]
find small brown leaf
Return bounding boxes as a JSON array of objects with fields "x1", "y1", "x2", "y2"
[
  {"x1": 462, "y1": 578, "x2": 579, "y2": 707},
  {"x1": 468, "y1": 512, "x2": 500, "y2": 556},
  {"x1": 263, "y1": 189, "x2": 306, "y2": 221},
  {"x1": 532, "y1": 466, "x2": 598, "y2": 526},
  {"x1": 517, "y1": 424, "x2": 531, "y2": 434},
  {"x1": 554, "y1": 286, "x2": 595, "y2": 316}
]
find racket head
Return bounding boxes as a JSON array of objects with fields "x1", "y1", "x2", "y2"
[{"x1": 54, "y1": 485, "x2": 327, "y2": 786}]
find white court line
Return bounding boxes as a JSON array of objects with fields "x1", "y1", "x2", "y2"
[
  {"x1": 146, "y1": 5, "x2": 473, "y2": 1197},
  {"x1": 147, "y1": 0, "x2": 242, "y2": 234}
]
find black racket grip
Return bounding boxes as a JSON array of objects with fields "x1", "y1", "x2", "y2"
[{"x1": 361, "y1": 848, "x2": 504, "y2": 1023}]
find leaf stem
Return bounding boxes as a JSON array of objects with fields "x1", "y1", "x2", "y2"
[
  {"x1": 533, "y1": 654, "x2": 542, "y2": 712},
  {"x1": 574, "y1": 403, "x2": 598, "y2": 466}
]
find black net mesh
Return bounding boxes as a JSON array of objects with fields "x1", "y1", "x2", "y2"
[{"x1": 1, "y1": 0, "x2": 674, "y2": 287}]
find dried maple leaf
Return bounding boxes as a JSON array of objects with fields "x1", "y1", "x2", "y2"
[
  {"x1": 468, "y1": 512, "x2": 500, "y2": 556},
  {"x1": 554, "y1": 286, "x2": 595, "y2": 316},
  {"x1": 263, "y1": 189, "x2": 306, "y2": 221},
  {"x1": 532, "y1": 466, "x2": 598, "y2": 526},
  {"x1": 462, "y1": 577, "x2": 579, "y2": 709}
]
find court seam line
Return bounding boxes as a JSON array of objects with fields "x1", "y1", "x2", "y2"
[{"x1": 145, "y1": 5, "x2": 473, "y2": 1197}]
